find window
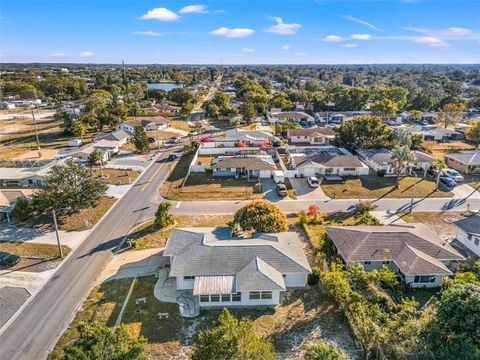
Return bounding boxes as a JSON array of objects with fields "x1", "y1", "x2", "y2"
[
  {"x1": 344, "y1": 168, "x2": 356, "y2": 171},
  {"x1": 414, "y1": 275, "x2": 436, "y2": 283},
  {"x1": 382, "y1": 261, "x2": 390, "y2": 265},
  {"x1": 364, "y1": 261, "x2": 372, "y2": 265},
  {"x1": 261, "y1": 291, "x2": 272, "y2": 299},
  {"x1": 232, "y1": 293, "x2": 241, "y2": 302},
  {"x1": 468, "y1": 234, "x2": 473, "y2": 241},
  {"x1": 221, "y1": 294, "x2": 231, "y2": 302},
  {"x1": 210, "y1": 295, "x2": 220, "y2": 302},
  {"x1": 249, "y1": 291, "x2": 261, "y2": 300},
  {"x1": 475, "y1": 238, "x2": 479, "y2": 246},
  {"x1": 200, "y1": 295, "x2": 209, "y2": 303},
  {"x1": 183, "y1": 275, "x2": 195, "y2": 280}
]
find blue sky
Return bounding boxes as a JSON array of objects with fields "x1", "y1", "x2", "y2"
[{"x1": 1, "y1": 0, "x2": 479, "y2": 64}]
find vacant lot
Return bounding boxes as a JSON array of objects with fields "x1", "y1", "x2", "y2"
[
  {"x1": 129, "y1": 214, "x2": 233, "y2": 249},
  {"x1": 91, "y1": 168, "x2": 140, "y2": 185},
  {"x1": 321, "y1": 175, "x2": 453, "y2": 199},
  {"x1": 167, "y1": 119, "x2": 191, "y2": 132},
  {"x1": 160, "y1": 154, "x2": 263, "y2": 200},
  {"x1": 398, "y1": 211, "x2": 469, "y2": 239}
]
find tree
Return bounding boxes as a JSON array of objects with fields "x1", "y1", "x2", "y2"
[
  {"x1": 334, "y1": 115, "x2": 393, "y2": 151},
  {"x1": 55, "y1": 109, "x2": 75, "y2": 135},
  {"x1": 370, "y1": 99, "x2": 399, "y2": 120},
  {"x1": 406, "y1": 110, "x2": 423, "y2": 124},
  {"x1": 304, "y1": 340, "x2": 352, "y2": 360},
  {"x1": 436, "y1": 102, "x2": 465, "y2": 129},
  {"x1": 154, "y1": 202, "x2": 175, "y2": 229},
  {"x1": 133, "y1": 125, "x2": 149, "y2": 153},
  {"x1": 73, "y1": 121, "x2": 87, "y2": 142},
  {"x1": 169, "y1": 87, "x2": 195, "y2": 106},
  {"x1": 191, "y1": 308, "x2": 274, "y2": 360},
  {"x1": 181, "y1": 101, "x2": 195, "y2": 116},
  {"x1": 11, "y1": 197, "x2": 33, "y2": 222},
  {"x1": 466, "y1": 121, "x2": 480, "y2": 144},
  {"x1": 425, "y1": 283, "x2": 480, "y2": 360},
  {"x1": 391, "y1": 146, "x2": 414, "y2": 188},
  {"x1": 32, "y1": 159, "x2": 107, "y2": 214},
  {"x1": 240, "y1": 101, "x2": 256, "y2": 125},
  {"x1": 233, "y1": 200, "x2": 288, "y2": 233},
  {"x1": 88, "y1": 149, "x2": 103, "y2": 169},
  {"x1": 63, "y1": 323, "x2": 147, "y2": 360},
  {"x1": 431, "y1": 158, "x2": 446, "y2": 190},
  {"x1": 269, "y1": 91, "x2": 293, "y2": 111}
]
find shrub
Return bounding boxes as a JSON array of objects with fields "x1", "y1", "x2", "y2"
[
  {"x1": 307, "y1": 268, "x2": 321, "y2": 286},
  {"x1": 304, "y1": 340, "x2": 352, "y2": 360},
  {"x1": 154, "y1": 202, "x2": 175, "y2": 229},
  {"x1": 11, "y1": 197, "x2": 33, "y2": 221},
  {"x1": 354, "y1": 200, "x2": 376, "y2": 217},
  {"x1": 357, "y1": 212, "x2": 382, "y2": 225},
  {"x1": 298, "y1": 210, "x2": 308, "y2": 225},
  {"x1": 233, "y1": 200, "x2": 287, "y2": 233},
  {"x1": 376, "y1": 169, "x2": 386, "y2": 177}
]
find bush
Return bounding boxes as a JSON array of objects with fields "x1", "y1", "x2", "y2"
[
  {"x1": 154, "y1": 202, "x2": 175, "y2": 229},
  {"x1": 354, "y1": 200, "x2": 376, "y2": 217},
  {"x1": 357, "y1": 212, "x2": 382, "y2": 225},
  {"x1": 11, "y1": 197, "x2": 34, "y2": 221},
  {"x1": 376, "y1": 169, "x2": 386, "y2": 177},
  {"x1": 307, "y1": 268, "x2": 321, "y2": 286},
  {"x1": 298, "y1": 210, "x2": 308, "y2": 224},
  {"x1": 304, "y1": 340, "x2": 352, "y2": 360},
  {"x1": 205, "y1": 167, "x2": 213, "y2": 175}
]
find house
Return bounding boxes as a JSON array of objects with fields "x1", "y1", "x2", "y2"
[
  {"x1": 73, "y1": 146, "x2": 110, "y2": 163},
  {"x1": 212, "y1": 155, "x2": 277, "y2": 180},
  {"x1": 67, "y1": 139, "x2": 83, "y2": 147},
  {"x1": 326, "y1": 223, "x2": 465, "y2": 288},
  {"x1": 115, "y1": 117, "x2": 168, "y2": 134},
  {"x1": 0, "y1": 189, "x2": 34, "y2": 222},
  {"x1": 404, "y1": 125, "x2": 460, "y2": 142},
  {"x1": 445, "y1": 150, "x2": 480, "y2": 174},
  {"x1": 268, "y1": 111, "x2": 314, "y2": 124},
  {"x1": 215, "y1": 128, "x2": 276, "y2": 147},
  {"x1": 0, "y1": 102, "x2": 15, "y2": 110},
  {"x1": 92, "y1": 140, "x2": 119, "y2": 156},
  {"x1": 357, "y1": 148, "x2": 437, "y2": 175},
  {"x1": 286, "y1": 146, "x2": 369, "y2": 177},
  {"x1": 421, "y1": 112, "x2": 437, "y2": 123},
  {"x1": 0, "y1": 158, "x2": 68, "y2": 187},
  {"x1": 163, "y1": 227, "x2": 312, "y2": 307},
  {"x1": 153, "y1": 105, "x2": 181, "y2": 114},
  {"x1": 286, "y1": 127, "x2": 336, "y2": 145},
  {"x1": 94, "y1": 130, "x2": 131, "y2": 147},
  {"x1": 454, "y1": 216, "x2": 480, "y2": 257}
]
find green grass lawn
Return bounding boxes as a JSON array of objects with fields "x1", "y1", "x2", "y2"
[{"x1": 321, "y1": 175, "x2": 453, "y2": 199}]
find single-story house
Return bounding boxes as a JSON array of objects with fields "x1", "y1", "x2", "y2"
[
  {"x1": 268, "y1": 111, "x2": 314, "y2": 124},
  {"x1": 92, "y1": 139, "x2": 119, "y2": 155},
  {"x1": 421, "y1": 112, "x2": 437, "y2": 123},
  {"x1": 153, "y1": 105, "x2": 181, "y2": 113},
  {"x1": 404, "y1": 125, "x2": 460, "y2": 142},
  {"x1": 115, "y1": 118, "x2": 168, "y2": 133},
  {"x1": 212, "y1": 155, "x2": 277, "y2": 180},
  {"x1": 73, "y1": 146, "x2": 110, "y2": 163},
  {"x1": 0, "y1": 158, "x2": 67, "y2": 187},
  {"x1": 445, "y1": 150, "x2": 480, "y2": 174},
  {"x1": 164, "y1": 227, "x2": 312, "y2": 307},
  {"x1": 214, "y1": 128, "x2": 276, "y2": 147},
  {"x1": 357, "y1": 148, "x2": 437, "y2": 175},
  {"x1": 0, "y1": 189, "x2": 34, "y2": 222},
  {"x1": 286, "y1": 127, "x2": 336, "y2": 145},
  {"x1": 326, "y1": 223, "x2": 465, "y2": 288},
  {"x1": 286, "y1": 146, "x2": 369, "y2": 177},
  {"x1": 94, "y1": 130, "x2": 131, "y2": 147},
  {"x1": 454, "y1": 216, "x2": 480, "y2": 257},
  {"x1": 0, "y1": 102, "x2": 16, "y2": 110}
]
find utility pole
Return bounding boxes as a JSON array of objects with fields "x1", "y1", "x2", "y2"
[
  {"x1": 409, "y1": 168, "x2": 417, "y2": 213},
  {"x1": 52, "y1": 209, "x2": 64, "y2": 258},
  {"x1": 31, "y1": 108, "x2": 41, "y2": 150}
]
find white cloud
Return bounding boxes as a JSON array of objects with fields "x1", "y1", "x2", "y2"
[
  {"x1": 351, "y1": 34, "x2": 372, "y2": 40},
  {"x1": 281, "y1": 45, "x2": 290, "y2": 50},
  {"x1": 266, "y1": 17, "x2": 301, "y2": 35},
  {"x1": 241, "y1": 48, "x2": 255, "y2": 53},
  {"x1": 209, "y1": 27, "x2": 255, "y2": 38},
  {"x1": 51, "y1": 52, "x2": 65, "y2": 57},
  {"x1": 324, "y1": 35, "x2": 343, "y2": 42},
  {"x1": 214, "y1": 9, "x2": 226, "y2": 14},
  {"x1": 344, "y1": 15, "x2": 381, "y2": 31},
  {"x1": 414, "y1": 36, "x2": 449, "y2": 47},
  {"x1": 179, "y1": 5, "x2": 208, "y2": 14},
  {"x1": 438, "y1": 27, "x2": 473, "y2": 37},
  {"x1": 294, "y1": 52, "x2": 307, "y2": 56},
  {"x1": 133, "y1": 31, "x2": 162, "y2": 36},
  {"x1": 141, "y1": 7, "x2": 180, "y2": 21},
  {"x1": 79, "y1": 51, "x2": 94, "y2": 58},
  {"x1": 343, "y1": 43, "x2": 359, "y2": 48}
]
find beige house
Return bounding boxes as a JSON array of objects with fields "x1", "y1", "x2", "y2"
[
  {"x1": 286, "y1": 127, "x2": 336, "y2": 145},
  {"x1": 445, "y1": 150, "x2": 480, "y2": 174}
]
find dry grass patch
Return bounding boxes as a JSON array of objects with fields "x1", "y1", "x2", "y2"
[
  {"x1": 0, "y1": 242, "x2": 71, "y2": 258},
  {"x1": 420, "y1": 140, "x2": 476, "y2": 158},
  {"x1": 91, "y1": 168, "x2": 140, "y2": 185},
  {"x1": 322, "y1": 175, "x2": 453, "y2": 199},
  {"x1": 398, "y1": 211, "x2": 469, "y2": 239},
  {"x1": 167, "y1": 119, "x2": 191, "y2": 132}
]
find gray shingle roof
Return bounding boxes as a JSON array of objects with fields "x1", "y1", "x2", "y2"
[
  {"x1": 358, "y1": 148, "x2": 436, "y2": 165},
  {"x1": 454, "y1": 216, "x2": 480, "y2": 235},
  {"x1": 287, "y1": 127, "x2": 336, "y2": 138},
  {"x1": 236, "y1": 257, "x2": 286, "y2": 291},
  {"x1": 296, "y1": 154, "x2": 364, "y2": 169},
  {"x1": 165, "y1": 227, "x2": 311, "y2": 283},
  {"x1": 446, "y1": 150, "x2": 480, "y2": 166},
  {"x1": 212, "y1": 156, "x2": 276, "y2": 171}
]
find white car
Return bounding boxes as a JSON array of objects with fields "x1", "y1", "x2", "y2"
[
  {"x1": 442, "y1": 169, "x2": 464, "y2": 183},
  {"x1": 307, "y1": 176, "x2": 320, "y2": 188}
]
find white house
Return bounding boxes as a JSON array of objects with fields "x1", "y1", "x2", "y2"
[
  {"x1": 115, "y1": 118, "x2": 168, "y2": 134},
  {"x1": 94, "y1": 130, "x2": 131, "y2": 147},
  {"x1": 268, "y1": 111, "x2": 314, "y2": 124},
  {"x1": 214, "y1": 128, "x2": 276, "y2": 147},
  {"x1": 454, "y1": 216, "x2": 480, "y2": 257},
  {"x1": 286, "y1": 127, "x2": 336, "y2": 145},
  {"x1": 164, "y1": 227, "x2": 312, "y2": 308},
  {"x1": 0, "y1": 158, "x2": 68, "y2": 187},
  {"x1": 327, "y1": 223, "x2": 465, "y2": 288},
  {"x1": 211, "y1": 155, "x2": 278, "y2": 180},
  {"x1": 404, "y1": 125, "x2": 460, "y2": 142}
]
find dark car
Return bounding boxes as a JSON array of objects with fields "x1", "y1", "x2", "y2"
[
  {"x1": 147, "y1": 137, "x2": 156, "y2": 143},
  {"x1": 0, "y1": 252, "x2": 21, "y2": 268},
  {"x1": 439, "y1": 176, "x2": 457, "y2": 189},
  {"x1": 167, "y1": 154, "x2": 178, "y2": 162},
  {"x1": 276, "y1": 183, "x2": 288, "y2": 197}
]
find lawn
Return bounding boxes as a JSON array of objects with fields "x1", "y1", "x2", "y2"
[
  {"x1": 129, "y1": 214, "x2": 233, "y2": 249},
  {"x1": 167, "y1": 119, "x2": 191, "y2": 132},
  {"x1": 91, "y1": 168, "x2": 140, "y2": 185},
  {"x1": 160, "y1": 154, "x2": 264, "y2": 201},
  {"x1": 26, "y1": 196, "x2": 117, "y2": 232},
  {"x1": 0, "y1": 242, "x2": 71, "y2": 258},
  {"x1": 420, "y1": 140, "x2": 476, "y2": 158},
  {"x1": 146, "y1": 130, "x2": 180, "y2": 141},
  {"x1": 398, "y1": 211, "x2": 469, "y2": 239},
  {"x1": 321, "y1": 175, "x2": 453, "y2": 199}
]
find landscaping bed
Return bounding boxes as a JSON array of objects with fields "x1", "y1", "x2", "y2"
[{"x1": 321, "y1": 175, "x2": 453, "y2": 199}]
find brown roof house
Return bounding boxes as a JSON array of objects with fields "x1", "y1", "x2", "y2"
[
  {"x1": 326, "y1": 223, "x2": 464, "y2": 287},
  {"x1": 286, "y1": 127, "x2": 336, "y2": 145},
  {"x1": 211, "y1": 155, "x2": 277, "y2": 181}
]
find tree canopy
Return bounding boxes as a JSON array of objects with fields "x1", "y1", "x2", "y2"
[{"x1": 233, "y1": 200, "x2": 288, "y2": 233}]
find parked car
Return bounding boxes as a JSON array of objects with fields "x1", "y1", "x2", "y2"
[
  {"x1": 442, "y1": 169, "x2": 464, "y2": 183},
  {"x1": 188, "y1": 130, "x2": 199, "y2": 136},
  {"x1": 0, "y1": 252, "x2": 21, "y2": 268},
  {"x1": 167, "y1": 154, "x2": 177, "y2": 162},
  {"x1": 147, "y1": 137, "x2": 156, "y2": 143},
  {"x1": 439, "y1": 176, "x2": 457, "y2": 189},
  {"x1": 307, "y1": 176, "x2": 320, "y2": 188},
  {"x1": 276, "y1": 183, "x2": 288, "y2": 197},
  {"x1": 169, "y1": 136, "x2": 181, "y2": 143}
]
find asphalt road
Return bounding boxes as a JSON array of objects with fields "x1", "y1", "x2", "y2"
[{"x1": 0, "y1": 150, "x2": 175, "y2": 360}]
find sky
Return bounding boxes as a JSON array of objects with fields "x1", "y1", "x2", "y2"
[{"x1": 1, "y1": 0, "x2": 480, "y2": 64}]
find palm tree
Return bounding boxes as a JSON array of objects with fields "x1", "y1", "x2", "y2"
[
  {"x1": 431, "y1": 158, "x2": 446, "y2": 190},
  {"x1": 391, "y1": 146, "x2": 414, "y2": 188}
]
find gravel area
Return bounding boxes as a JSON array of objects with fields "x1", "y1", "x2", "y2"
[{"x1": 0, "y1": 286, "x2": 30, "y2": 328}]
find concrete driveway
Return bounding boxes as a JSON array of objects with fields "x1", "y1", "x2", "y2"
[
  {"x1": 451, "y1": 183, "x2": 480, "y2": 199},
  {"x1": 262, "y1": 179, "x2": 292, "y2": 202},
  {"x1": 289, "y1": 177, "x2": 329, "y2": 200}
]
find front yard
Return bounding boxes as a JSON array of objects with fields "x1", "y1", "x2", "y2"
[
  {"x1": 160, "y1": 154, "x2": 264, "y2": 201},
  {"x1": 398, "y1": 211, "x2": 469, "y2": 239},
  {"x1": 91, "y1": 168, "x2": 140, "y2": 185},
  {"x1": 321, "y1": 175, "x2": 453, "y2": 199}
]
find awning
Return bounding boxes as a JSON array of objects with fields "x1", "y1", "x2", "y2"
[{"x1": 193, "y1": 275, "x2": 235, "y2": 295}]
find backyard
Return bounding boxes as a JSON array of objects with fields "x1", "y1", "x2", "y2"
[{"x1": 321, "y1": 175, "x2": 453, "y2": 199}]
